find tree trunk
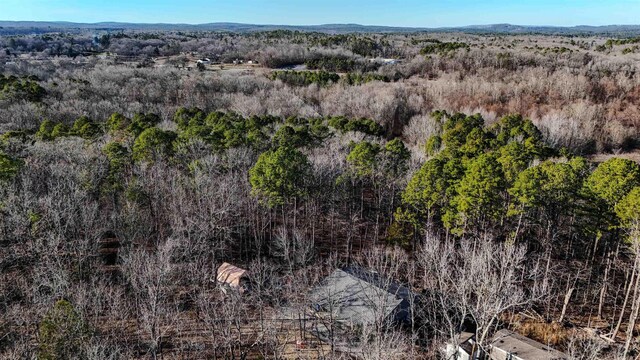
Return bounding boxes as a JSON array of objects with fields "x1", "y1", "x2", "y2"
[
  {"x1": 598, "y1": 250, "x2": 612, "y2": 319},
  {"x1": 558, "y1": 287, "x2": 574, "y2": 323},
  {"x1": 624, "y1": 252, "x2": 640, "y2": 356},
  {"x1": 612, "y1": 264, "x2": 636, "y2": 340}
]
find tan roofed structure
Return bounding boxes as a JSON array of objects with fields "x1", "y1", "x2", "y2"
[{"x1": 216, "y1": 263, "x2": 249, "y2": 292}]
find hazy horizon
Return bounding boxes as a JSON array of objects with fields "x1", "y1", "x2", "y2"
[
  {"x1": 2, "y1": 0, "x2": 640, "y2": 28},
  {"x1": 1, "y1": 20, "x2": 640, "y2": 28}
]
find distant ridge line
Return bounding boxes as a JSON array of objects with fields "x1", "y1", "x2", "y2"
[{"x1": 1, "y1": 21, "x2": 640, "y2": 36}]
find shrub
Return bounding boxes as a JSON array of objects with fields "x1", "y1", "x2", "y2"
[
  {"x1": 38, "y1": 300, "x2": 90, "y2": 360},
  {"x1": 36, "y1": 120, "x2": 55, "y2": 141},
  {"x1": 0, "y1": 151, "x2": 22, "y2": 181},
  {"x1": 51, "y1": 123, "x2": 69, "y2": 139}
]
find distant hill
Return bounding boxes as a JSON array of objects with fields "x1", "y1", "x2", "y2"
[
  {"x1": 458, "y1": 23, "x2": 640, "y2": 36},
  {"x1": 0, "y1": 21, "x2": 430, "y2": 34},
  {"x1": 1, "y1": 21, "x2": 640, "y2": 36}
]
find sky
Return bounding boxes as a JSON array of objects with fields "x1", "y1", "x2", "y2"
[{"x1": 0, "y1": 0, "x2": 639, "y2": 27}]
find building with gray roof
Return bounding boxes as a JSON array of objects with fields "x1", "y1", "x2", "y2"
[
  {"x1": 490, "y1": 329, "x2": 567, "y2": 360},
  {"x1": 310, "y1": 267, "x2": 412, "y2": 327}
]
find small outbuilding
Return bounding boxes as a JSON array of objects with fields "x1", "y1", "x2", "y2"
[
  {"x1": 447, "y1": 329, "x2": 568, "y2": 360},
  {"x1": 490, "y1": 329, "x2": 567, "y2": 360},
  {"x1": 216, "y1": 262, "x2": 250, "y2": 293},
  {"x1": 444, "y1": 332, "x2": 482, "y2": 360}
]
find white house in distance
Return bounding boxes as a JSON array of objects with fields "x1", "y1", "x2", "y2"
[
  {"x1": 369, "y1": 57, "x2": 400, "y2": 65},
  {"x1": 196, "y1": 58, "x2": 211, "y2": 65},
  {"x1": 447, "y1": 329, "x2": 568, "y2": 360}
]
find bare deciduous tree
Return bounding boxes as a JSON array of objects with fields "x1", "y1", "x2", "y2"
[
  {"x1": 121, "y1": 239, "x2": 178, "y2": 360},
  {"x1": 417, "y1": 234, "x2": 546, "y2": 354}
]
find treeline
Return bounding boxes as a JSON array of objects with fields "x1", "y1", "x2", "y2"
[
  {"x1": 4, "y1": 109, "x2": 385, "y2": 160},
  {"x1": 395, "y1": 111, "x2": 630, "y2": 249},
  {"x1": 270, "y1": 70, "x2": 340, "y2": 87},
  {"x1": 2, "y1": 33, "x2": 98, "y2": 56},
  {"x1": 420, "y1": 41, "x2": 470, "y2": 55},
  {"x1": 270, "y1": 70, "x2": 390, "y2": 87},
  {"x1": 605, "y1": 37, "x2": 640, "y2": 47},
  {"x1": 342, "y1": 72, "x2": 391, "y2": 85},
  {"x1": 397, "y1": 112, "x2": 553, "y2": 236},
  {"x1": 311, "y1": 35, "x2": 383, "y2": 57},
  {"x1": 35, "y1": 116, "x2": 101, "y2": 140},
  {"x1": 304, "y1": 55, "x2": 380, "y2": 72}
]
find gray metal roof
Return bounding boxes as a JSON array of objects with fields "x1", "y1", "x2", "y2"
[
  {"x1": 310, "y1": 269, "x2": 404, "y2": 326},
  {"x1": 491, "y1": 329, "x2": 568, "y2": 360}
]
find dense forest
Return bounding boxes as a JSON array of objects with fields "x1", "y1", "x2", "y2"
[{"x1": 1, "y1": 28, "x2": 640, "y2": 359}]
